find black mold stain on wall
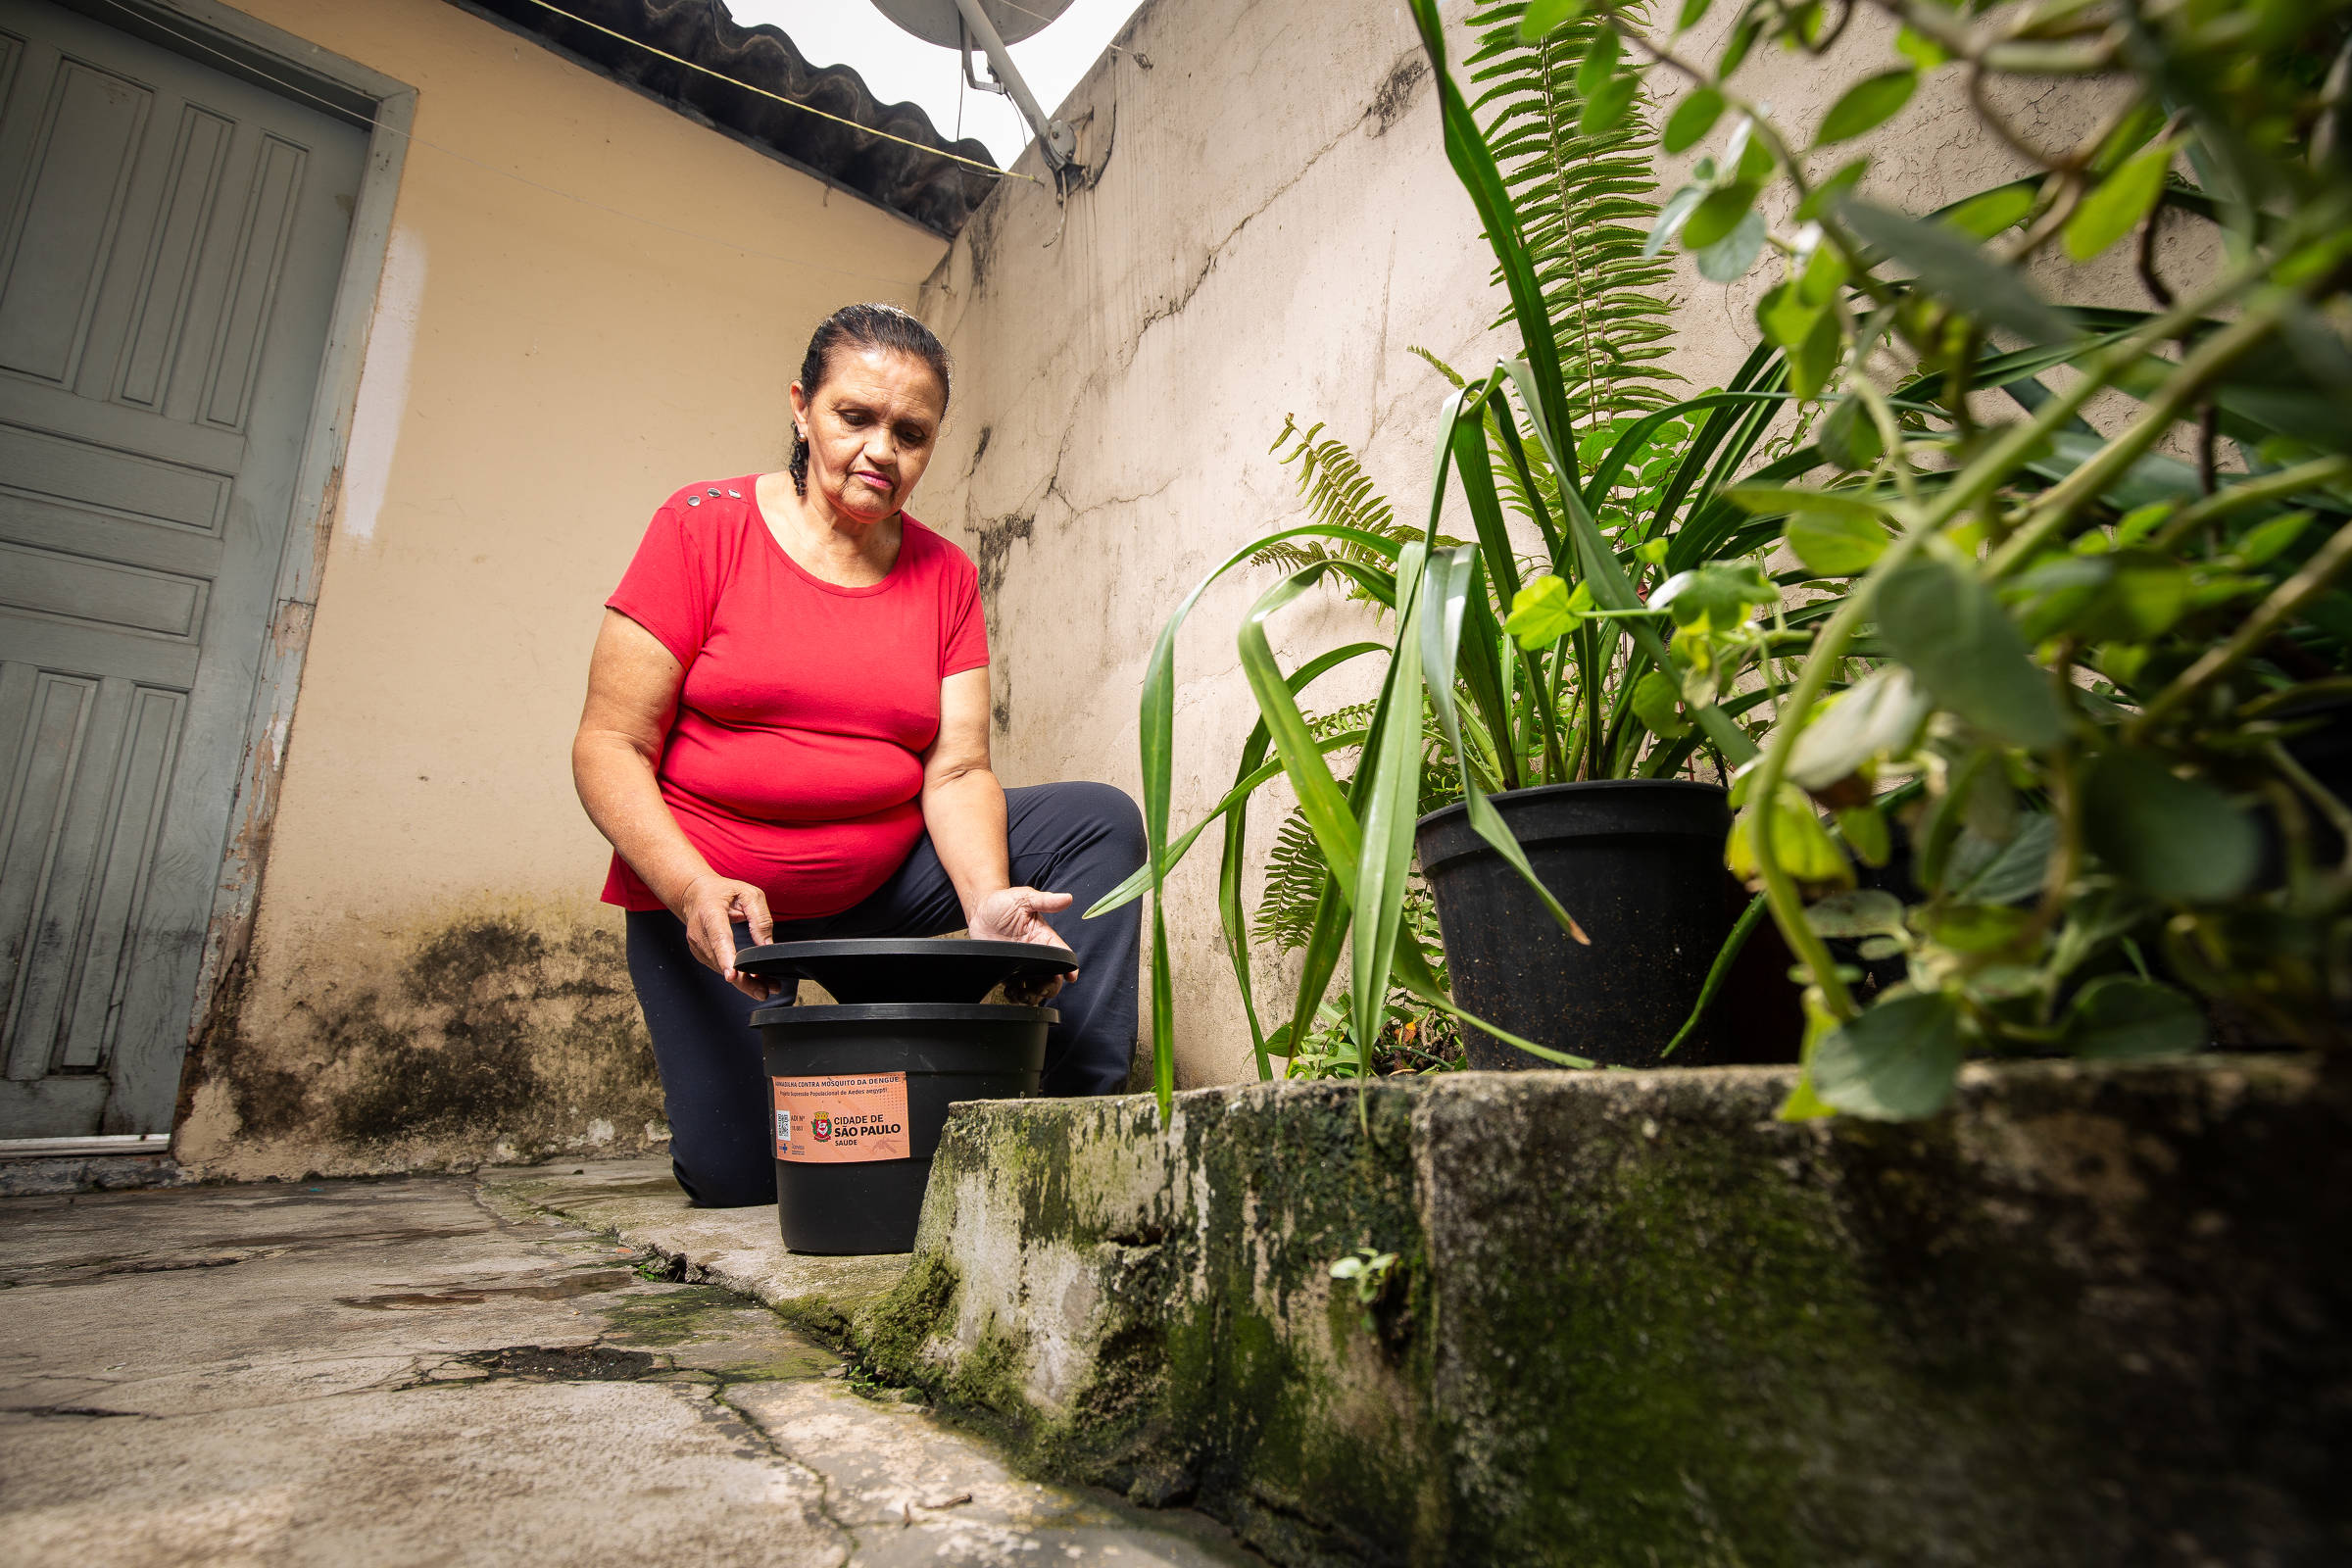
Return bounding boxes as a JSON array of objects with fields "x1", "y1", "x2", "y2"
[
  {"x1": 974, "y1": 514, "x2": 1035, "y2": 733},
  {"x1": 223, "y1": 915, "x2": 662, "y2": 1161},
  {"x1": 1367, "y1": 54, "x2": 1429, "y2": 135}
]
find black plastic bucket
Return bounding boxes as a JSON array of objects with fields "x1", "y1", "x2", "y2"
[
  {"x1": 751, "y1": 1002, "x2": 1052, "y2": 1254},
  {"x1": 1415, "y1": 780, "x2": 1743, "y2": 1070}
]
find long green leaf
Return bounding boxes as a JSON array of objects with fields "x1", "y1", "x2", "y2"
[
  {"x1": 1351, "y1": 542, "x2": 1432, "y2": 1062},
  {"x1": 1647, "y1": 341, "x2": 1788, "y2": 541},
  {"x1": 1423, "y1": 544, "x2": 1592, "y2": 945},
  {"x1": 1281, "y1": 645, "x2": 1427, "y2": 1067},
  {"x1": 1586, "y1": 390, "x2": 1790, "y2": 505},
  {"x1": 1408, "y1": 0, "x2": 1580, "y2": 475},
  {"x1": 1283, "y1": 877, "x2": 1353, "y2": 1071},
  {"x1": 1212, "y1": 644, "x2": 1387, "y2": 1079},
  {"x1": 1089, "y1": 724, "x2": 1370, "y2": 920},
  {"x1": 1235, "y1": 574, "x2": 1371, "y2": 897},
  {"x1": 1131, "y1": 519, "x2": 1421, "y2": 1112},
  {"x1": 1449, "y1": 383, "x2": 1533, "y2": 784},
  {"x1": 1240, "y1": 398, "x2": 1472, "y2": 1079}
]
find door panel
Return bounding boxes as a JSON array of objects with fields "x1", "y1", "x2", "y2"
[
  {"x1": 114, "y1": 102, "x2": 232, "y2": 412},
  {"x1": 199, "y1": 132, "x2": 304, "y2": 431},
  {"x1": 0, "y1": 0, "x2": 365, "y2": 1136},
  {"x1": 0, "y1": 419, "x2": 232, "y2": 531},
  {"x1": 0, "y1": 542, "x2": 210, "y2": 636},
  {"x1": 0, "y1": 52, "x2": 149, "y2": 384}
]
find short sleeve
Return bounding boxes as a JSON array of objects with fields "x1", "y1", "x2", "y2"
[
  {"x1": 606, "y1": 499, "x2": 713, "y2": 667},
  {"x1": 940, "y1": 549, "x2": 990, "y2": 678}
]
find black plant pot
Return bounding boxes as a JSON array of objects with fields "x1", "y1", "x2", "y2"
[
  {"x1": 751, "y1": 1002, "x2": 1052, "y2": 1254},
  {"x1": 1416, "y1": 779, "x2": 1792, "y2": 1070}
]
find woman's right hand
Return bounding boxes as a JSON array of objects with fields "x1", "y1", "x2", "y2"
[{"x1": 678, "y1": 874, "x2": 778, "y2": 1000}]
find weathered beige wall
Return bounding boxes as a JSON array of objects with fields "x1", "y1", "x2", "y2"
[
  {"x1": 914, "y1": 0, "x2": 2179, "y2": 1088},
  {"x1": 911, "y1": 0, "x2": 1507, "y2": 1089},
  {"x1": 176, "y1": 0, "x2": 2177, "y2": 1166},
  {"x1": 178, "y1": 0, "x2": 947, "y2": 1177}
]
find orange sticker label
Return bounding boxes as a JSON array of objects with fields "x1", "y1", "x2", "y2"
[{"x1": 771, "y1": 1073, "x2": 911, "y2": 1164}]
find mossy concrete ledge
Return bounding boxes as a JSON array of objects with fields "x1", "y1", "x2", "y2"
[{"x1": 855, "y1": 1057, "x2": 2351, "y2": 1567}]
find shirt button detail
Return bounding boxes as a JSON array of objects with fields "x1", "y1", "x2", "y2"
[
  {"x1": 708, "y1": 488, "x2": 722, "y2": 497},
  {"x1": 686, "y1": 496, "x2": 702, "y2": 507},
  {"x1": 727, "y1": 489, "x2": 742, "y2": 498}
]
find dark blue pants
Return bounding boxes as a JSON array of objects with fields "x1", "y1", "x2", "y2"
[{"x1": 623, "y1": 781, "x2": 1146, "y2": 1207}]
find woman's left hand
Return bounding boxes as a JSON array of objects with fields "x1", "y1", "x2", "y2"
[{"x1": 969, "y1": 885, "x2": 1076, "y2": 1003}]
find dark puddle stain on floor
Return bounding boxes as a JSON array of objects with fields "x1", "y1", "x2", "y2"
[
  {"x1": 0, "y1": 1249, "x2": 286, "y2": 1287},
  {"x1": 336, "y1": 1268, "x2": 637, "y2": 1309},
  {"x1": 452, "y1": 1346, "x2": 661, "y2": 1382}
]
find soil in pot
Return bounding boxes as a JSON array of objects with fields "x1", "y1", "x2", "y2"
[{"x1": 1416, "y1": 779, "x2": 1799, "y2": 1069}]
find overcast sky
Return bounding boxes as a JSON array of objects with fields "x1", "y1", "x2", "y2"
[{"x1": 729, "y1": 0, "x2": 1148, "y2": 167}]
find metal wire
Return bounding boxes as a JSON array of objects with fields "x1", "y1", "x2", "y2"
[
  {"x1": 509, "y1": 0, "x2": 1032, "y2": 180},
  {"x1": 84, "y1": 0, "x2": 992, "y2": 285}
]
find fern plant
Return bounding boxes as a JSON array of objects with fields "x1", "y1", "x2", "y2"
[
  {"x1": 1250, "y1": 417, "x2": 1466, "y2": 583},
  {"x1": 1465, "y1": 0, "x2": 1680, "y2": 434},
  {"x1": 1244, "y1": 426, "x2": 1449, "y2": 983},
  {"x1": 1093, "y1": 0, "x2": 1859, "y2": 1102}
]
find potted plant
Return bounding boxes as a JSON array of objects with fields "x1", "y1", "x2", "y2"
[
  {"x1": 1524, "y1": 0, "x2": 2352, "y2": 1117},
  {"x1": 1093, "y1": 1, "x2": 1859, "y2": 1095}
]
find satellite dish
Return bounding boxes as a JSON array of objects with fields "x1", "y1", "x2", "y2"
[
  {"x1": 868, "y1": 0, "x2": 1076, "y2": 49},
  {"x1": 868, "y1": 0, "x2": 1081, "y2": 171}
]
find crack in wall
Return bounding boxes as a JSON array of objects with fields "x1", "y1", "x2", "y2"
[
  {"x1": 1124, "y1": 112, "x2": 1364, "y2": 368},
  {"x1": 1117, "y1": 42, "x2": 1428, "y2": 370},
  {"x1": 1057, "y1": 475, "x2": 1178, "y2": 527}
]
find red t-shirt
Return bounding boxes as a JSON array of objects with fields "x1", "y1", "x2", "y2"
[{"x1": 599, "y1": 478, "x2": 990, "y2": 918}]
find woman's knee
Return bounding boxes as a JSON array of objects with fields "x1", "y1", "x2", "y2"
[{"x1": 1053, "y1": 780, "x2": 1144, "y2": 853}]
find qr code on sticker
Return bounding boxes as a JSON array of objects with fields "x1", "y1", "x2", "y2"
[{"x1": 774, "y1": 1108, "x2": 792, "y2": 1146}]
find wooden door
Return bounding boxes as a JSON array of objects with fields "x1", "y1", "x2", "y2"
[{"x1": 0, "y1": 0, "x2": 366, "y2": 1136}]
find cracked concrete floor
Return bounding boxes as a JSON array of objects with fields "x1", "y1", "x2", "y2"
[{"x1": 0, "y1": 1175, "x2": 1258, "y2": 1568}]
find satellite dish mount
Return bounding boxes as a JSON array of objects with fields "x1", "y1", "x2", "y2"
[{"x1": 872, "y1": 0, "x2": 1080, "y2": 172}]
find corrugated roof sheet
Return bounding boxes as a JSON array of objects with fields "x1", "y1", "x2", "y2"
[{"x1": 452, "y1": 0, "x2": 1001, "y2": 236}]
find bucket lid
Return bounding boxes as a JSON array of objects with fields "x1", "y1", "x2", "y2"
[{"x1": 732, "y1": 937, "x2": 1078, "y2": 1004}]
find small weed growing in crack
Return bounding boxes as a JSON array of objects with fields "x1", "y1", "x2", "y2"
[
  {"x1": 596, "y1": 1284, "x2": 760, "y2": 1347},
  {"x1": 840, "y1": 1359, "x2": 925, "y2": 1405},
  {"x1": 1329, "y1": 1247, "x2": 1400, "y2": 1334}
]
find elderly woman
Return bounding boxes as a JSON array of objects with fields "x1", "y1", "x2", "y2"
[{"x1": 572, "y1": 304, "x2": 1144, "y2": 1208}]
